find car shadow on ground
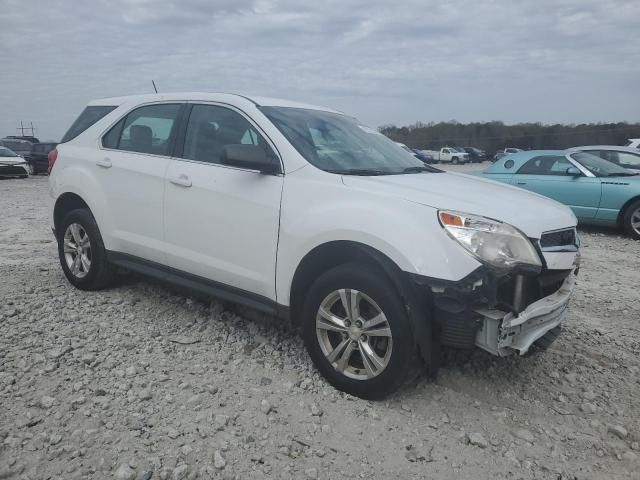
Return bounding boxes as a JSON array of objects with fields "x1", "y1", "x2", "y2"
[{"x1": 117, "y1": 271, "x2": 559, "y2": 404}]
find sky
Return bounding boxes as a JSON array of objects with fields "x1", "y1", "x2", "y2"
[{"x1": 0, "y1": 0, "x2": 639, "y2": 141}]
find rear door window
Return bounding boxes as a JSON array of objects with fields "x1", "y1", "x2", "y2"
[
  {"x1": 102, "y1": 104, "x2": 182, "y2": 156},
  {"x1": 61, "y1": 106, "x2": 117, "y2": 143}
]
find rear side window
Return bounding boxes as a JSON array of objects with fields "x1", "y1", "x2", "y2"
[
  {"x1": 102, "y1": 104, "x2": 181, "y2": 156},
  {"x1": 61, "y1": 106, "x2": 117, "y2": 143},
  {"x1": 615, "y1": 151, "x2": 640, "y2": 168}
]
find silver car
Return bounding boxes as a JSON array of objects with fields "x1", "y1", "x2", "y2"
[
  {"x1": 572, "y1": 145, "x2": 640, "y2": 171},
  {"x1": 0, "y1": 146, "x2": 30, "y2": 178}
]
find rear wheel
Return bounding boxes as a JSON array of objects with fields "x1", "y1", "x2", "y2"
[
  {"x1": 57, "y1": 209, "x2": 115, "y2": 290},
  {"x1": 623, "y1": 199, "x2": 640, "y2": 240},
  {"x1": 302, "y1": 263, "x2": 418, "y2": 399},
  {"x1": 452, "y1": 157, "x2": 459, "y2": 165}
]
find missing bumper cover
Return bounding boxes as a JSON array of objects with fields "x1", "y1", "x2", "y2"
[{"x1": 474, "y1": 271, "x2": 575, "y2": 356}]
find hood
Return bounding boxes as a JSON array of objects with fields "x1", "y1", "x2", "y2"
[{"x1": 342, "y1": 171, "x2": 577, "y2": 238}]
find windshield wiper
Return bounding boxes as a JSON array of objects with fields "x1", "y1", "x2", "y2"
[
  {"x1": 402, "y1": 166, "x2": 435, "y2": 174},
  {"x1": 326, "y1": 168, "x2": 390, "y2": 176}
]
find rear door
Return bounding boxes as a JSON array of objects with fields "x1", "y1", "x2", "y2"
[
  {"x1": 99, "y1": 103, "x2": 184, "y2": 263},
  {"x1": 510, "y1": 155, "x2": 602, "y2": 219},
  {"x1": 163, "y1": 103, "x2": 283, "y2": 301}
]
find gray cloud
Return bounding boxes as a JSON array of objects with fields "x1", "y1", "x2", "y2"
[{"x1": 0, "y1": 0, "x2": 638, "y2": 140}]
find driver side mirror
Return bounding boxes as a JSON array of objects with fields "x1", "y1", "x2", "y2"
[
  {"x1": 221, "y1": 144, "x2": 280, "y2": 175},
  {"x1": 566, "y1": 166, "x2": 581, "y2": 177}
]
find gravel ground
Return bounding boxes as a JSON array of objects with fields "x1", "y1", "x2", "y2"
[{"x1": 1, "y1": 174, "x2": 639, "y2": 480}]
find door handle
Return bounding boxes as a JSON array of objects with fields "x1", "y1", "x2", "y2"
[
  {"x1": 169, "y1": 174, "x2": 192, "y2": 188},
  {"x1": 96, "y1": 158, "x2": 112, "y2": 168},
  {"x1": 516, "y1": 181, "x2": 527, "y2": 185}
]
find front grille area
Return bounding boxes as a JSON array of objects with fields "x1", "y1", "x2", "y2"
[
  {"x1": 540, "y1": 228, "x2": 577, "y2": 249},
  {"x1": 496, "y1": 269, "x2": 571, "y2": 313},
  {"x1": 0, "y1": 165, "x2": 27, "y2": 176}
]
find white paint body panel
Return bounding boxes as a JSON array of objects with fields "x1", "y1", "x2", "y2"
[
  {"x1": 164, "y1": 159, "x2": 282, "y2": 299},
  {"x1": 50, "y1": 92, "x2": 579, "y2": 309}
]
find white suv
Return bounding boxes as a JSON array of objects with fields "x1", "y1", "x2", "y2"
[{"x1": 49, "y1": 93, "x2": 580, "y2": 399}]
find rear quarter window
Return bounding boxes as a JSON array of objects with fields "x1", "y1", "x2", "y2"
[{"x1": 60, "y1": 105, "x2": 117, "y2": 143}]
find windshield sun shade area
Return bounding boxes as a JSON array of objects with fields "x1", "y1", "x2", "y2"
[{"x1": 260, "y1": 106, "x2": 440, "y2": 175}]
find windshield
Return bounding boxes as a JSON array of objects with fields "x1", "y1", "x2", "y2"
[
  {"x1": 570, "y1": 152, "x2": 636, "y2": 177},
  {"x1": 0, "y1": 147, "x2": 18, "y2": 157},
  {"x1": 260, "y1": 106, "x2": 439, "y2": 175}
]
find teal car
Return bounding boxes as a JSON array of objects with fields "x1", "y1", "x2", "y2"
[{"x1": 478, "y1": 150, "x2": 640, "y2": 239}]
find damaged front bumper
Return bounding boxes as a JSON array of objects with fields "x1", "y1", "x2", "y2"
[
  {"x1": 414, "y1": 262, "x2": 578, "y2": 356},
  {"x1": 474, "y1": 270, "x2": 575, "y2": 356}
]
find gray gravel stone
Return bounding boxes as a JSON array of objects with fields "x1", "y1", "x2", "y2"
[
  {"x1": 115, "y1": 463, "x2": 136, "y2": 480},
  {"x1": 608, "y1": 425, "x2": 628, "y2": 439},
  {"x1": 213, "y1": 450, "x2": 226, "y2": 470},
  {"x1": 260, "y1": 399, "x2": 272, "y2": 414},
  {"x1": 467, "y1": 432, "x2": 489, "y2": 449}
]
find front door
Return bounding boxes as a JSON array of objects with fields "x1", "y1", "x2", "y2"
[{"x1": 163, "y1": 103, "x2": 283, "y2": 301}]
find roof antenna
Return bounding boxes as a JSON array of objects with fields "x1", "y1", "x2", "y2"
[{"x1": 151, "y1": 80, "x2": 158, "y2": 93}]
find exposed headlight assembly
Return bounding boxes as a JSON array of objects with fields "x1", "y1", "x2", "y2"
[{"x1": 438, "y1": 210, "x2": 542, "y2": 273}]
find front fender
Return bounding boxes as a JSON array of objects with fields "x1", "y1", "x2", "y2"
[{"x1": 275, "y1": 171, "x2": 480, "y2": 306}]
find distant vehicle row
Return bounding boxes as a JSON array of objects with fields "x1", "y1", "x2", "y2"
[
  {"x1": 395, "y1": 143, "x2": 488, "y2": 164},
  {"x1": 0, "y1": 137, "x2": 57, "y2": 175}
]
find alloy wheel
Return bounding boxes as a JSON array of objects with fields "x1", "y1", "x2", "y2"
[
  {"x1": 315, "y1": 289, "x2": 393, "y2": 380},
  {"x1": 631, "y1": 207, "x2": 640, "y2": 236},
  {"x1": 63, "y1": 223, "x2": 92, "y2": 278}
]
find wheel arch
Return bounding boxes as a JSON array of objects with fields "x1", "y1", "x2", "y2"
[
  {"x1": 53, "y1": 192, "x2": 92, "y2": 234},
  {"x1": 616, "y1": 194, "x2": 640, "y2": 226},
  {"x1": 288, "y1": 241, "x2": 410, "y2": 327}
]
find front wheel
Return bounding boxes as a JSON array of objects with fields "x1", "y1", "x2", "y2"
[
  {"x1": 452, "y1": 157, "x2": 459, "y2": 165},
  {"x1": 623, "y1": 199, "x2": 640, "y2": 240},
  {"x1": 26, "y1": 163, "x2": 34, "y2": 175},
  {"x1": 302, "y1": 263, "x2": 418, "y2": 399},
  {"x1": 57, "y1": 209, "x2": 115, "y2": 290}
]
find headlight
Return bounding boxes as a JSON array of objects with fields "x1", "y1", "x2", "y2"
[{"x1": 438, "y1": 210, "x2": 542, "y2": 273}]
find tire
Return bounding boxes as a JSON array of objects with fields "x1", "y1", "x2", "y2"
[
  {"x1": 57, "y1": 208, "x2": 115, "y2": 290},
  {"x1": 302, "y1": 263, "x2": 418, "y2": 399},
  {"x1": 623, "y1": 199, "x2": 640, "y2": 240},
  {"x1": 452, "y1": 157, "x2": 459, "y2": 165},
  {"x1": 26, "y1": 163, "x2": 34, "y2": 175}
]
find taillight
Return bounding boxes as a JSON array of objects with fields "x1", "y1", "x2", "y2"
[{"x1": 47, "y1": 148, "x2": 58, "y2": 175}]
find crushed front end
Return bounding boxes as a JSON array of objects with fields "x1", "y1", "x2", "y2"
[{"x1": 416, "y1": 227, "x2": 580, "y2": 356}]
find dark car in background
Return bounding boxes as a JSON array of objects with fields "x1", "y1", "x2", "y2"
[
  {"x1": 0, "y1": 138, "x2": 33, "y2": 157},
  {"x1": 26, "y1": 142, "x2": 58, "y2": 174},
  {"x1": 5, "y1": 135, "x2": 40, "y2": 144},
  {"x1": 463, "y1": 147, "x2": 486, "y2": 163}
]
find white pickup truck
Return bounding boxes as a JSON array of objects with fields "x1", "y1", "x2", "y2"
[{"x1": 423, "y1": 147, "x2": 469, "y2": 164}]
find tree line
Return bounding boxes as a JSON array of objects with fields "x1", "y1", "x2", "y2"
[{"x1": 379, "y1": 121, "x2": 640, "y2": 154}]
